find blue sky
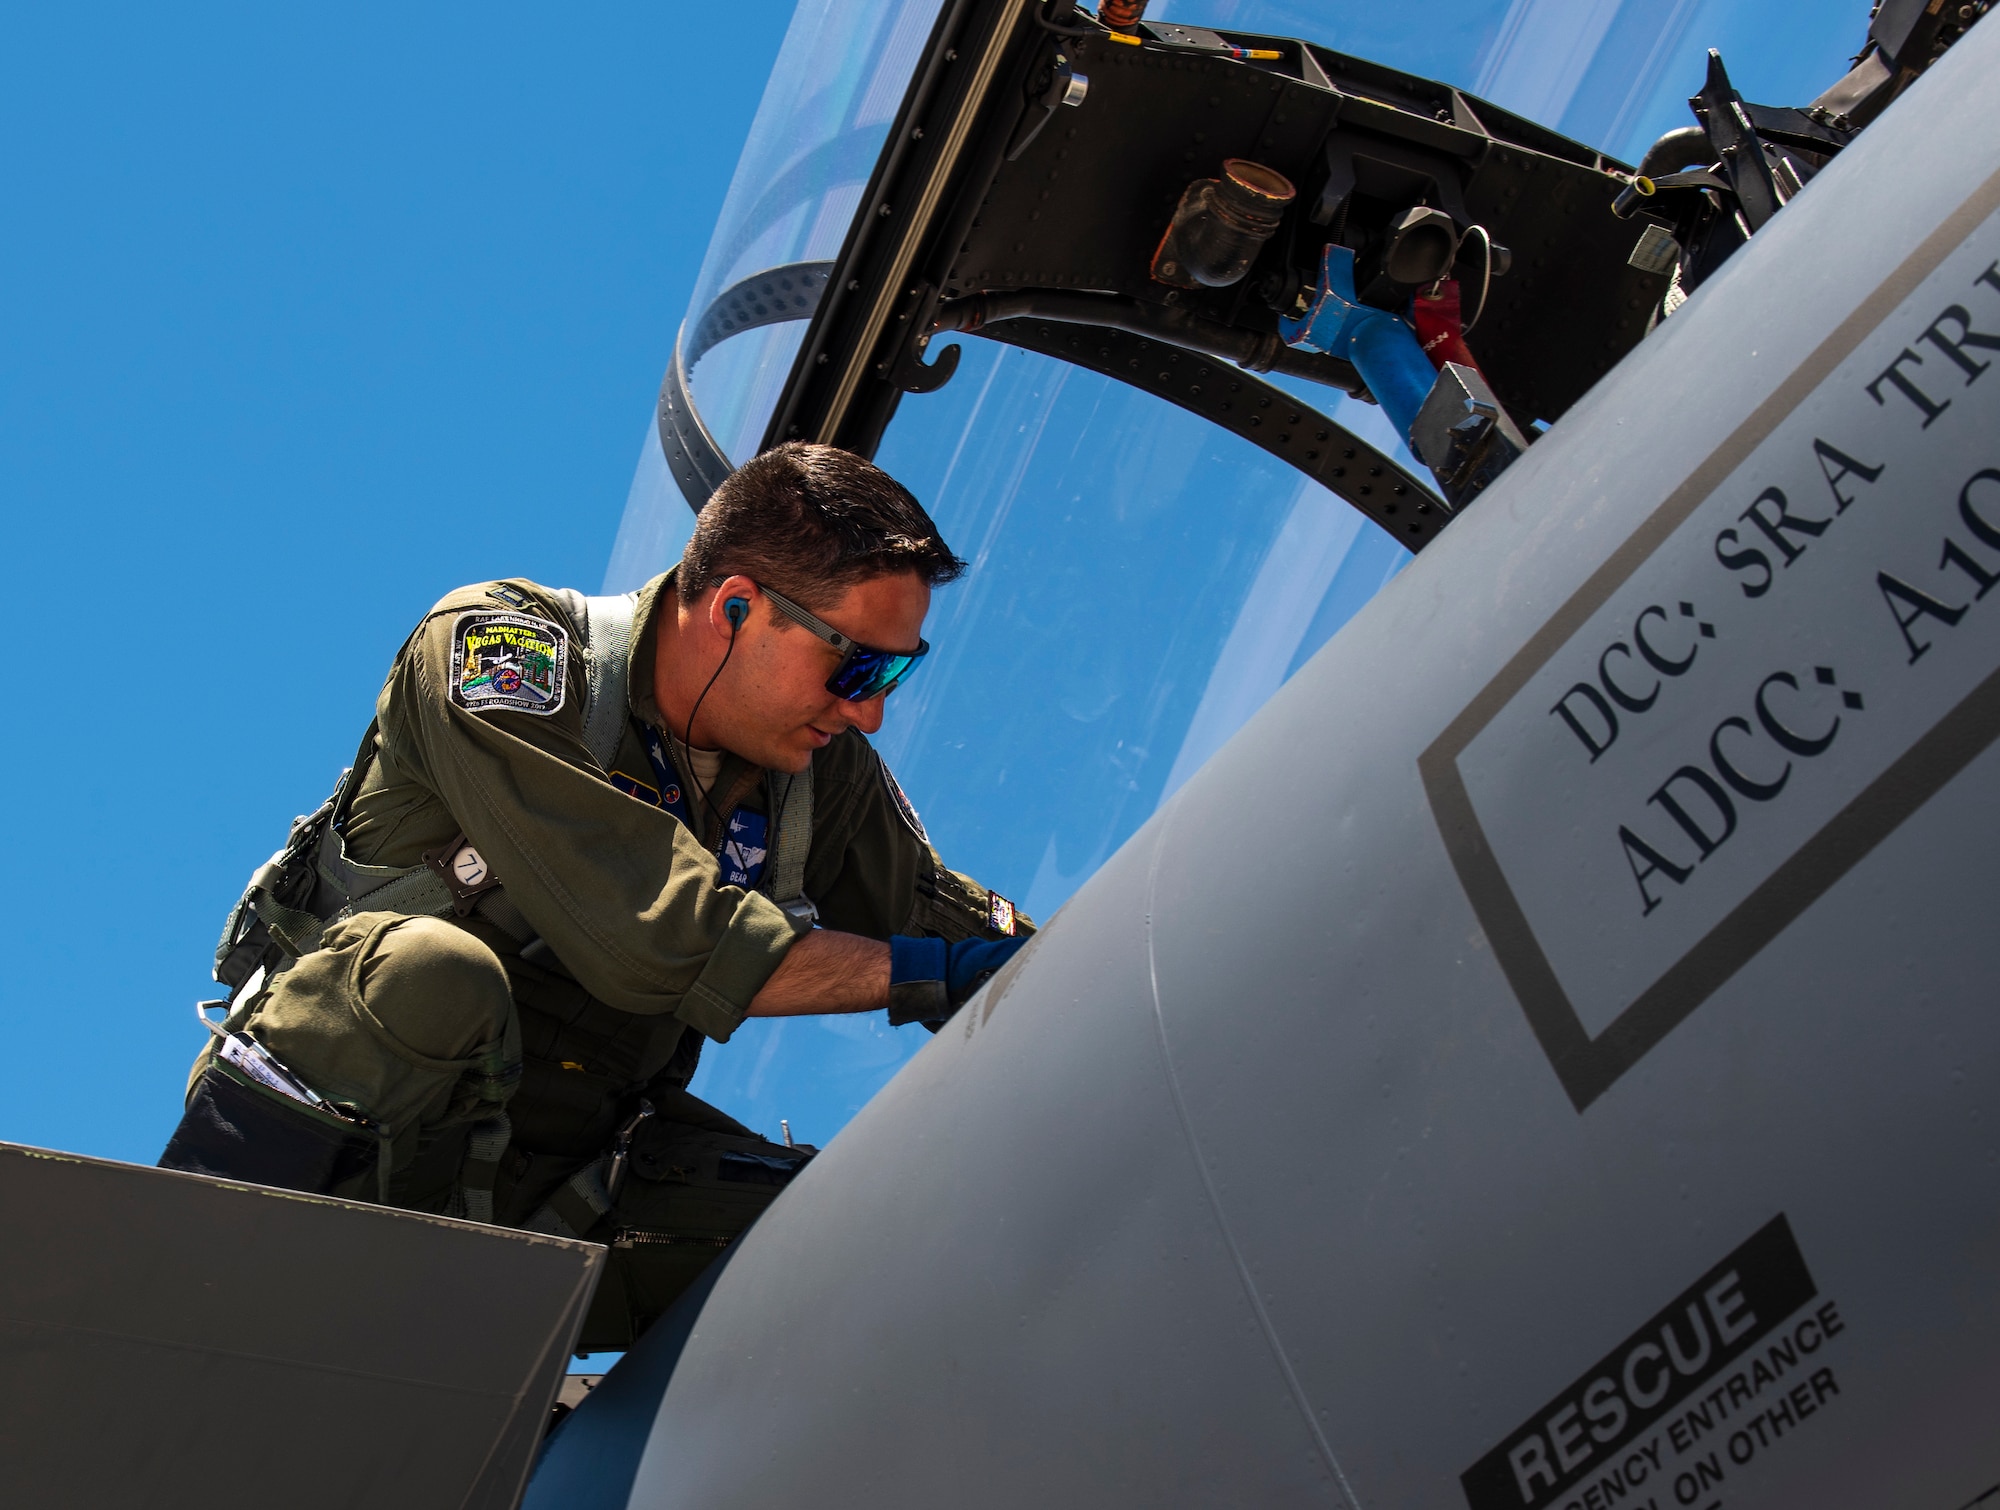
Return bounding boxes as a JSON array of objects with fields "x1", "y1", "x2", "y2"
[{"x1": 0, "y1": 3, "x2": 794, "y2": 1163}]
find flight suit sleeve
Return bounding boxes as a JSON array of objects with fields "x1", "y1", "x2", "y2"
[
  {"x1": 803, "y1": 736, "x2": 1035, "y2": 945},
  {"x1": 378, "y1": 589, "x2": 808, "y2": 1042}
]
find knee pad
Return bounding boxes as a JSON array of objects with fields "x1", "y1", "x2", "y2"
[{"x1": 356, "y1": 915, "x2": 515, "y2": 1062}]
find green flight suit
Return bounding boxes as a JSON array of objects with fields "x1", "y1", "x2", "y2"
[{"x1": 192, "y1": 570, "x2": 1025, "y2": 1348}]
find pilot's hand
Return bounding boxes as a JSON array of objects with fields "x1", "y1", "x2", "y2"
[{"x1": 887, "y1": 935, "x2": 1029, "y2": 1027}]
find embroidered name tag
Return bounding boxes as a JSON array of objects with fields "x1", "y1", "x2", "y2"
[
  {"x1": 720, "y1": 808, "x2": 769, "y2": 889},
  {"x1": 450, "y1": 611, "x2": 568, "y2": 716}
]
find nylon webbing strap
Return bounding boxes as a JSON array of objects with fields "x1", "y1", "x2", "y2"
[
  {"x1": 524, "y1": 1160, "x2": 613, "y2": 1240},
  {"x1": 764, "y1": 766, "x2": 814, "y2": 917},
  {"x1": 270, "y1": 865, "x2": 457, "y2": 958},
  {"x1": 571, "y1": 591, "x2": 639, "y2": 771},
  {"x1": 456, "y1": 1112, "x2": 511, "y2": 1225},
  {"x1": 305, "y1": 823, "x2": 539, "y2": 950},
  {"x1": 343, "y1": 866, "x2": 456, "y2": 924},
  {"x1": 248, "y1": 888, "x2": 331, "y2": 957}
]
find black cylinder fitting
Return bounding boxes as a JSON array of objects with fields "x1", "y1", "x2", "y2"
[{"x1": 1150, "y1": 159, "x2": 1297, "y2": 290}]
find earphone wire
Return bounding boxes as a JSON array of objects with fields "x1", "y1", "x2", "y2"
[{"x1": 680, "y1": 608, "x2": 740, "y2": 847}]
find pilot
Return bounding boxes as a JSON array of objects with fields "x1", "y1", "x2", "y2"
[{"x1": 160, "y1": 441, "x2": 1030, "y2": 1347}]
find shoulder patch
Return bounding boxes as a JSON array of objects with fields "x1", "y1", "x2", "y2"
[
  {"x1": 878, "y1": 757, "x2": 929, "y2": 845},
  {"x1": 988, "y1": 892, "x2": 1017, "y2": 936},
  {"x1": 450, "y1": 610, "x2": 569, "y2": 716}
]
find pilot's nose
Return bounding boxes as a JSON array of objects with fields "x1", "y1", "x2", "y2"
[{"x1": 840, "y1": 695, "x2": 887, "y2": 735}]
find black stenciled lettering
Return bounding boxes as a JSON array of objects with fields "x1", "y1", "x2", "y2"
[
  {"x1": 1686, "y1": 1453, "x2": 1726, "y2": 1495},
  {"x1": 1509, "y1": 1435, "x2": 1559, "y2": 1503},
  {"x1": 1578, "y1": 1458, "x2": 1635, "y2": 1510},
  {"x1": 1714, "y1": 528, "x2": 1774, "y2": 597},
  {"x1": 1753, "y1": 671, "x2": 1841, "y2": 755},
  {"x1": 1633, "y1": 603, "x2": 1699, "y2": 676},
  {"x1": 1810, "y1": 438, "x2": 1884, "y2": 513},
  {"x1": 1704, "y1": 1272, "x2": 1757, "y2": 1345},
  {"x1": 1876, "y1": 572, "x2": 1967, "y2": 663},
  {"x1": 1867, "y1": 347, "x2": 1952, "y2": 426},
  {"x1": 1958, "y1": 467, "x2": 2000, "y2": 552},
  {"x1": 1710, "y1": 716, "x2": 1790, "y2": 801},
  {"x1": 1461, "y1": 1219, "x2": 1816, "y2": 1510},
  {"x1": 1650, "y1": 766, "x2": 1738, "y2": 858},
  {"x1": 1553, "y1": 682, "x2": 1620, "y2": 761},
  {"x1": 1669, "y1": 1406, "x2": 1700, "y2": 1453},
  {"x1": 1620, "y1": 827, "x2": 1691, "y2": 916},
  {"x1": 1789, "y1": 1378, "x2": 1818, "y2": 1420},
  {"x1": 1547, "y1": 1402, "x2": 1592, "y2": 1474},
  {"x1": 1939, "y1": 538, "x2": 2000, "y2": 598},
  {"x1": 1739, "y1": 486, "x2": 1830, "y2": 564},
  {"x1": 1978, "y1": 260, "x2": 2000, "y2": 297},
  {"x1": 1918, "y1": 304, "x2": 2000, "y2": 382},
  {"x1": 1581, "y1": 1377, "x2": 1628, "y2": 1444},
  {"x1": 1765, "y1": 1330, "x2": 1797, "y2": 1372},
  {"x1": 1611, "y1": 671, "x2": 1847, "y2": 918},
  {"x1": 1661, "y1": 1302, "x2": 1714, "y2": 1376},
  {"x1": 1598, "y1": 642, "x2": 1659, "y2": 713},
  {"x1": 1622, "y1": 1341, "x2": 1671, "y2": 1409}
]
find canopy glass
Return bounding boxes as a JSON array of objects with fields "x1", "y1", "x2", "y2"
[{"x1": 605, "y1": 0, "x2": 1871, "y2": 1142}]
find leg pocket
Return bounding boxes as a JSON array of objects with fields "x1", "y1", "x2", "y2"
[{"x1": 159, "y1": 1060, "x2": 381, "y2": 1197}]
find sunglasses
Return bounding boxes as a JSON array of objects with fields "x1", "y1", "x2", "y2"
[{"x1": 757, "y1": 583, "x2": 930, "y2": 703}]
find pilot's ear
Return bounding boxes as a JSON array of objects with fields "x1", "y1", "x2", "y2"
[{"x1": 709, "y1": 575, "x2": 758, "y2": 634}]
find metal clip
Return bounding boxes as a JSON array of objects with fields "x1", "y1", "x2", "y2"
[{"x1": 605, "y1": 1098, "x2": 656, "y2": 1203}]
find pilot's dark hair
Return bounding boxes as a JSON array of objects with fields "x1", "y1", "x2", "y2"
[{"x1": 678, "y1": 442, "x2": 965, "y2": 611}]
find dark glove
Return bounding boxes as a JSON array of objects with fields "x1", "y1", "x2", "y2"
[{"x1": 887, "y1": 934, "x2": 1029, "y2": 1027}]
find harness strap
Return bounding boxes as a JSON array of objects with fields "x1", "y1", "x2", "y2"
[
  {"x1": 523, "y1": 1159, "x2": 614, "y2": 1240},
  {"x1": 764, "y1": 768, "x2": 816, "y2": 923},
  {"x1": 274, "y1": 850, "x2": 458, "y2": 957},
  {"x1": 554, "y1": 588, "x2": 641, "y2": 771},
  {"x1": 455, "y1": 1112, "x2": 512, "y2": 1225},
  {"x1": 248, "y1": 884, "x2": 332, "y2": 958}
]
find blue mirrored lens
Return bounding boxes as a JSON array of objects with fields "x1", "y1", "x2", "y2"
[{"x1": 828, "y1": 648, "x2": 922, "y2": 702}]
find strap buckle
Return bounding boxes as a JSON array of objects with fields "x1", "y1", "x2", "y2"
[{"x1": 422, "y1": 835, "x2": 504, "y2": 918}]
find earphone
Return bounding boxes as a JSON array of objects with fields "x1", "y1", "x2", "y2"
[{"x1": 724, "y1": 595, "x2": 749, "y2": 629}]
